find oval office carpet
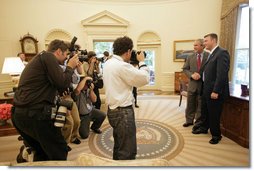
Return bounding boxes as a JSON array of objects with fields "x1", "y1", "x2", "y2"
[
  {"x1": 86, "y1": 95, "x2": 249, "y2": 166},
  {"x1": 89, "y1": 119, "x2": 184, "y2": 160},
  {"x1": 0, "y1": 95, "x2": 249, "y2": 166}
]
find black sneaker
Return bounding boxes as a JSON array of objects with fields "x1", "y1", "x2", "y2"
[
  {"x1": 71, "y1": 138, "x2": 81, "y2": 144},
  {"x1": 16, "y1": 145, "x2": 27, "y2": 163}
]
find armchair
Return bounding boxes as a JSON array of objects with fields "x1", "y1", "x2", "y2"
[{"x1": 179, "y1": 80, "x2": 188, "y2": 107}]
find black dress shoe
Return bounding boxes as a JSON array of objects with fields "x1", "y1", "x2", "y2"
[
  {"x1": 183, "y1": 123, "x2": 193, "y2": 127},
  {"x1": 91, "y1": 128, "x2": 102, "y2": 134},
  {"x1": 192, "y1": 125, "x2": 200, "y2": 131},
  {"x1": 192, "y1": 128, "x2": 208, "y2": 134},
  {"x1": 135, "y1": 104, "x2": 139, "y2": 108},
  {"x1": 209, "y1": 136, "x2": 222, "y2": 144}
]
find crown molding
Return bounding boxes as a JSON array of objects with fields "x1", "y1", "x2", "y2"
[{"x1": 61, "y1": 0, "x2": 189, "y2": 5}]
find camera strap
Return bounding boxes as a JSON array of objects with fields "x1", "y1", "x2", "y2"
[
  {"x1": 139, "y1": 64, "x2": 147, "y2": 69},
  {"x1": 39, "y1": 51, "x2": 55, "y2": 87}
]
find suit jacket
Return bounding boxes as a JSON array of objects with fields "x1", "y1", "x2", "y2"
[
  {"x1": 203, "y1": 46, "x2": 230, "y2": 98},
  {"x1": 182, "y1": 51, "x2": 209, "y2": 93}
]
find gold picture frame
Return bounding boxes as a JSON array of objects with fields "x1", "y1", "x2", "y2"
[{"x1": 173, "y1": 40, "x2": 195, "y2": 62}]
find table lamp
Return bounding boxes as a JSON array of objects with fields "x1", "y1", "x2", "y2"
[{"x1": 1, "y1": 57, "x2": 25, "y2": 85}]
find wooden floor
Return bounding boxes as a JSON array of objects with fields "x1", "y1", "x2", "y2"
[{"x1": 0, "y1": 93, "x2": 250, "y2": 166}]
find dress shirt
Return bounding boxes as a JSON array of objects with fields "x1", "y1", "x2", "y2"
[
  {"x1": 103, "y1": 55, "x2": 149, "y2": 109},
  {"x1": 203, "y1": 45, "x2": 218, "y2": 81},
  {"x1": 207, "y1": 45, "x2": 218, "y2": 61}
]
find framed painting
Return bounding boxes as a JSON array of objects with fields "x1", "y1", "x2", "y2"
[{"x1": 173, "y1": 40, "x2": 195, "y2": 62}]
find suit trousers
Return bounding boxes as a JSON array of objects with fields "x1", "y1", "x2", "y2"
[
  {"x1": 200, "y1": 93, "x2": 225, "y2": 137},
  {"x1": 133, "y1": 87, "x2": 138, "y2": 105},
  {"x1": 61, "y1": 95, "x2": 80, "y2": 143},
  {"x1": 185, "y1": 91, "x2": 202, "y2": 124}
]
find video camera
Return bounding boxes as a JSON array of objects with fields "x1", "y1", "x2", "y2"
[
  {"x1": 130, "y1": 50, "x2": 147, "y2": 65},
  {"x1": 69, "y1": 36, "x2": 89, "y2": 63}
]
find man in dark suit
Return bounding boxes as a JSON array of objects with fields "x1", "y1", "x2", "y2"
[
  {"x1": 192, "y1": 33, "x2": 230, "y2": 145},
  {"x1": 182, "y1": 39, "x2": 209, "y2": 127}
]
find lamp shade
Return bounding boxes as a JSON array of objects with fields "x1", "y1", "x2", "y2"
[{"x1": 1, "y1": 57, "x2": 25, "y2": 75}]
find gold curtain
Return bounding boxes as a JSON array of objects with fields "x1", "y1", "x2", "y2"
[{"x1": 219, "y1": 0, "x2": 249, "y2": 80}]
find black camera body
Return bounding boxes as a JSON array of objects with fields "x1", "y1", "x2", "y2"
[
  {"x1": 85, "y1": 73, "x2": 103, "y2": 88},
  {"x1": 130, "y1": 50, "x2": 147, "y2": 65},
  {"x1": 85, "y1": 79, "x2": 93, "y2": 88},
  {"x1": 58, "y1": 99, "x2": 73, "y2": 110},
  {"x1": 96, "y1": 57, "x2": 104, "y2": 63},
  {"x1": 69, "y1": 36, "x2": 89, "y2": 63}
]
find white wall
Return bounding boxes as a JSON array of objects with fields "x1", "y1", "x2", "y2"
[{"x1": 0, "y1": 0, "x2": 222, "y2": 90}]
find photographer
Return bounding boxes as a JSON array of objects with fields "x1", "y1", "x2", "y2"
[
  {"x1": 74, "y1": 76, "x2": 106, "y2": 139},
  {"x1": 103, "y1": 36, "x2": 150, "y2": 160},
  {"x1": 84, "y1": 51, "x2": 103, "y2": 110},
  {"x1": 12, "y1": 39, "x2": 79, "y2": 161},
  {"x1": 59, "y1": 60, "x2": 84, "y2": 146}
]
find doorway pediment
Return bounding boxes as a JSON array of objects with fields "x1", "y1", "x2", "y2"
[{"x1": 81, "y1": 10, "x2": 129, "y2": 27}]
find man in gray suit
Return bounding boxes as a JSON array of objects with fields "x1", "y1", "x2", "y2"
[{"x1": 182, "y1": 39, "x2": 209, "y2": 127}]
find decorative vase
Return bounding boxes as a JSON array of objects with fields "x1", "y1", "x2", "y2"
[{"x1": 0, "y1": 119, "x2": 7, "y2": 126}]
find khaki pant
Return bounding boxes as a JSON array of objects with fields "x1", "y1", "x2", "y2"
[{"x1": 61, "y1": 95, "x2": 80, "y2": 143}]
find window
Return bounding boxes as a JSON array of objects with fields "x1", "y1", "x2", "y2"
[
  {"x1": 233, "y1": 5, "x2": 249, "y2": 85},
  {"x1": 93, "y1": 41, "x2": 113, "y2": 57},
  {"x1": 144, "y1": 50, "x2": 155, "y2": 85},
  {"x1": 93, "y1": 41, "x2": 113, "y2": 72}
]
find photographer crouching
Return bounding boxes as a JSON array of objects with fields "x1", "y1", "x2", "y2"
[{"x1": 11, "y1": 39, "x2": 79, "y2": 162}]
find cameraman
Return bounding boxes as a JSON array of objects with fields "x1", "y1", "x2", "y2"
[
  {"x1": 74, "y1": 76, "x2": 106, "y2": 139},
  {"x1": 103, "y1": 36, "x2": 150, "y2": 160},
  {"x1": 84, "y1": 51, "x2": 103, "y2": 110},
  {"x1": 12, "y1": 39, "x2": 79, "y2": 161}
]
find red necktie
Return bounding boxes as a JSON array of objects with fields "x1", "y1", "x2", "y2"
[{"x1": 197, "y1": 53, "x2": 201, "y2": 72}]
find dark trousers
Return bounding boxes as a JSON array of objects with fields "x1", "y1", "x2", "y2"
[
  {"x1": 93, "y1": 87, "x2": 101, "y2": 109},
  {"x1": 12, "y1": 106, "x2": 68, "y2": 161},
  {"x1": 132, "y1": 87, "x2": 138, "y2": 105},
  {"x1": 107, "y1": 106, "x2": 137, "y2": 160},
  {"x1": 199, "y1": 93, "x2": 225, "y2": 137},
  {"x1": 79, "y1": 108, "x2": 106, "y2": 139}
]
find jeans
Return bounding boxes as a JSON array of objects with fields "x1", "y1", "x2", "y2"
[{"x1": 107, "y1": 106, "x2": 137, "y2": 160}]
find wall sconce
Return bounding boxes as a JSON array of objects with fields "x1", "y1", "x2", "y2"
[{"x1": 1, "y1": 57, "x2": 25, "y2": 85}]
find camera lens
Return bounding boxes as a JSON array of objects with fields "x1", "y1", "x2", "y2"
[{"x1": 54, "y1": 106, "x2": 67, "y2": 127}]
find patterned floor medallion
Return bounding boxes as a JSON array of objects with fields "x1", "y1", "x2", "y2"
[{"x1": 89, "y1": 119, "x2": 184, "y2": 160}]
